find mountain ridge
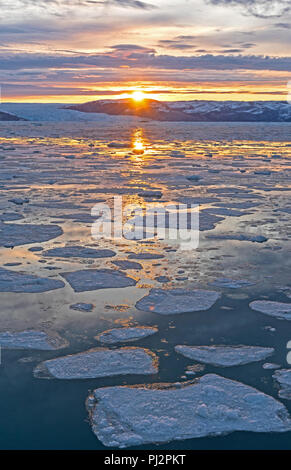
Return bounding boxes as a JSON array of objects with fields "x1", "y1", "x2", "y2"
[{"x1": 66, "y1": 98, "x2": 291, "y2": 122}]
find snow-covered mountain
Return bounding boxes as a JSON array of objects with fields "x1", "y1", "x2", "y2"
[{"x1": 67, "y1": 99, "x2": 291, "y2": 122}]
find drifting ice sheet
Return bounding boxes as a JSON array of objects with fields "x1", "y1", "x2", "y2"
[
  {"x1": 0, "y1": 330, "x2": 68, "y2": 350},
  {"x1": 34, "y1": 347, "x2": 158, "y2": 379},
  {"x1": 273, "y1": 370, "x2": 291, "y2": 400},
  {"x1": 249, "y1": 301, "x2": 291, "y2": 320},
  {"x1": 0, "y1": 223, "x2": 63, "y2": 247},
  {"x1": 61, "y1": 268, "x2": 136, "y2": 292},
  {"x1": 42, "y1": 246, "x2": 116, "y2": 259},
  {"x1": 87, "y1": 374, "x2": 291, "y2": 448},
  {"x1": 0, "y1": 268, "x2": 65, "y2": 293},
  {"x1": 175, "y1": 345, "x2": 274, "y2": 366},
  {"x1": 136, "y1": 288, "x2": 221, "y2": 315},
  {"x1": 96, "y1": 327, "x2": 158, "y2": 344}
]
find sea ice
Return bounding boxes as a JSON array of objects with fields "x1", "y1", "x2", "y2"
[
  {"x1": 136, "y1": 288, "x2": 220, "y2": 315},
  {"x1": 0, "y1": 330, "x2": 68, "y2": 350},
  {"x1": 43, "y1": 246, "x2": 116, "y2": 259},
  {"x1": 0, "y1": 268, "x2": 65, "y2": 293},
  {"x1": 262, "y1": 363, "x2": 280, "y2": 370},
  {"x1": 112, "y1": 260, "x2": 142, "y2": 270},
  {"x1": 249, "y1": 301, "x2": 291, "y2": 320},
  {"x1": 96, "y1": 327, "x2": 158, "y2": 344},
  {"x1": 175, "y1": 345, "x2": 274, "y2": 366},
  {"x1": 128, "y1": 253, "x2": 164, "y2": 260},
  {"x1": 61, "y1": 268, "x2": 136, "y2": 292},
  {"x1": 0, "y1": 223, "x2": 63, "y2": 247},
  {"x1": 34, "y1": 347, "x2": 158, "y2": 379},
  {"x1": 138, "y1": 190, "x2": 162, "y2": 199},
  {"x1": 273, "y1": 370, "x2": 291, "y2": 400},
  {"x1": 0, "y1": 212, "x2": 23, "y2": 222},
  {"x1": 70, "y1": 303, "x2": 94, "y2": 312},
  {"x1": 206, "y1": 233, "x2": 268, "y2": 243},
  {"x1": 209, "y1": 278, "x2": 255, "y2": 289},
  {"x1": 87, "y1": 374, "x2": 291, "y2": 448}
]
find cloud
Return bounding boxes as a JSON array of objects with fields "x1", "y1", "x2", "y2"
[
  {"x1": 0, "y1": 0, "x2": 156, "y2": 11},
  {"x1": 1, "y1": 50, "x2": 291, "y2": 72},
  {"x1": 207, "y1": 0, "x2": 290, "y2": 18}
]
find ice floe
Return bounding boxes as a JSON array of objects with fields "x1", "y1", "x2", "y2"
[
  {"x1": 209, "y1": 278, "x2": 255, "y2": 289},
  {"x1": 249, "y1": 301, "x2": 291, "y2": 320},
  {"x1": 87, "y1": 374, "x2": 291, "y2": 448},
  {"x1": 175, "y1": 345, "x2": 274, "y2": 367},
  {"x1": 0, "y1": 268, "x2": 65, "y2": 293},
  {"x1": 34, "y1": 347, "x2": 158, "y2": 379},
  {"x1": 128, "y1": 253, "x2": 164, "y2": 260},
  {"x1": 96, "y1": 327, "x2": 158, "y2": 344},
  {"x1": 0, "y1": 330, "x2": 68, "y2": 350},
  {"x1": 206, "y1": 233, "x2": 268, "y2": 243},
  {"x1": 62, "y1": 268, "x2": 136, "y2": 292},
  {"x1": 0, "y1": 223, "x2": 63, "y2": 247},
  {"x1": 112, "y1": 260, "x2": 142, "y2": 270},
  {"x1": 136, "y1": 288, "x2": 221, "y2": 315},
  {"x1": 70, "y1": 303, "x2": 94, "y2": 312},
  {"x1": 273, "y1": 370, "x2": 291, "y2": 400},
  {"x1": 42, "y1": 246, "x2": 116, "y2": 259}
]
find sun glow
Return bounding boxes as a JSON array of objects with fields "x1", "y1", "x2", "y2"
[{"x1": 132, "y1": 91, "x2": 146, "y2": 102}]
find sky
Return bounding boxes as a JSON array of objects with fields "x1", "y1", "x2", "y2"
[{"x1": 0, "y1": 0, "x2": 291, "y2": 102}]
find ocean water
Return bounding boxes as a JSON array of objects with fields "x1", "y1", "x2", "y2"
[{"x1": 0, "y1": 118, "x2": 290, "y2": 449}]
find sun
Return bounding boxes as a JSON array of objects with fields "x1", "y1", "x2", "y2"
[{"x1": 132, "y1": 91, "x2": 146, "y2": 102}]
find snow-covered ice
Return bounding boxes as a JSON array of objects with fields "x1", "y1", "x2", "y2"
[
  {"x1": 34, "y1": 347, "x2": 158, "y2": 379},
  {"x1": 42, "y1": 246, "x2": 116, "y2": 259},
  {"x1": 87, "y1": 374, "x2": 291, "y2": 448},
  {"x1": 175, "y1": 345, "x2": 274, "y2": 367},
  {"x1": 0, "y1": 223, "x2": 63, "y2": 247},
  {"x1": 209, "y1": 278, "x2": 256, "y2": 289},
  {"x1": 249, "y1": 301, "x2": 291, "y2": 320},
  {"x1": 273, "y1": 370, "x2": 291, "y2": 400},
  {"x1": 96, "y1": 327, "x2": 158, "y2": 344},
  {"x1": 136, "y1": 288, "x2": 221, "y2": 315},
  {"x1": 61, "y1": 268, "x2": 136, "y2": 292},
  {"x1": 0, "y1": 330, "x2": 68, "y2": 350},
  {"x1": 0, "y1": 268, "x2": 65, "y2": 293}
]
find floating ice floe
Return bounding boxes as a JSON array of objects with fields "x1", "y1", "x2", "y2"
[
  {"x1": 53, "y1": 213, "x2": 99, "y2": 223},
  {"x1": 138, "y1": 190, "x2": 162, "y2": 199},
  {"x1": 70, "y1": 303, "x2": 94, "y2": 312},
  {"x1": 42, "y1": 246, "x2": 116, "y2": 259},
  {"x1": 61, "y1": 268, "x2": 136, "y2": 292},
  {"x1": 96, "y1": 327, "x2": 158, "y2": 344},
  {"x1": 108, "y1": 142, "x2": 128, "y2": 149},
  {"x1": 204, "y1": 208, "x2": 247, "y2": 217},
  {"x1": 8, "y1": 198, "x2": 29, "y2": 205},
  {"x1": 206, "y1": 233, "x2": 268, "y2": 243},
  {"x1": 0, "y1": 212, "x2": 23, "y2": 222},
  {"x1": 273, "y1": 370, "x2": 291, "y2": 400},
  {"x1": 0, "y1": 268, "x2": 65, "y2": 293},
  {"x1": 87, "y1": 374, "x2": 291, "y2": 448},
  {"x1": 249, "y1": 301, "x2": 291, "y2": 320},
  {"x1": 112, "y1": 260, "x2": 142, "y2": 270},
  {"x1": 136, "y1": 288, "x2": 221, "y2": 315},
  {"x1": 262, "y1": 363, "x2": 280, "y2": 370},
  {"x1": 34, "y1": 347, "x2": 158, "y2": 379},
  {"x1": 0, "y1": 330, "x2": 68, "y2": 350},
  {"x1": 128, "y1": 253, "x2": 164, "y2": 260},
  {"x1": 0, "y1": 223, "x2": 63, "y2": 247},
  {"x1": 209, "y1": 278, "x2": 256, "y2": 289},
  {"x1": 175, "y1": 345, "x2": 274, "y2": 367}
]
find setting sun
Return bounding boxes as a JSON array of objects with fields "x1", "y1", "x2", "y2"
[{"x1": 132, "y1": 91, "x2": 146, "y2": 102}]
